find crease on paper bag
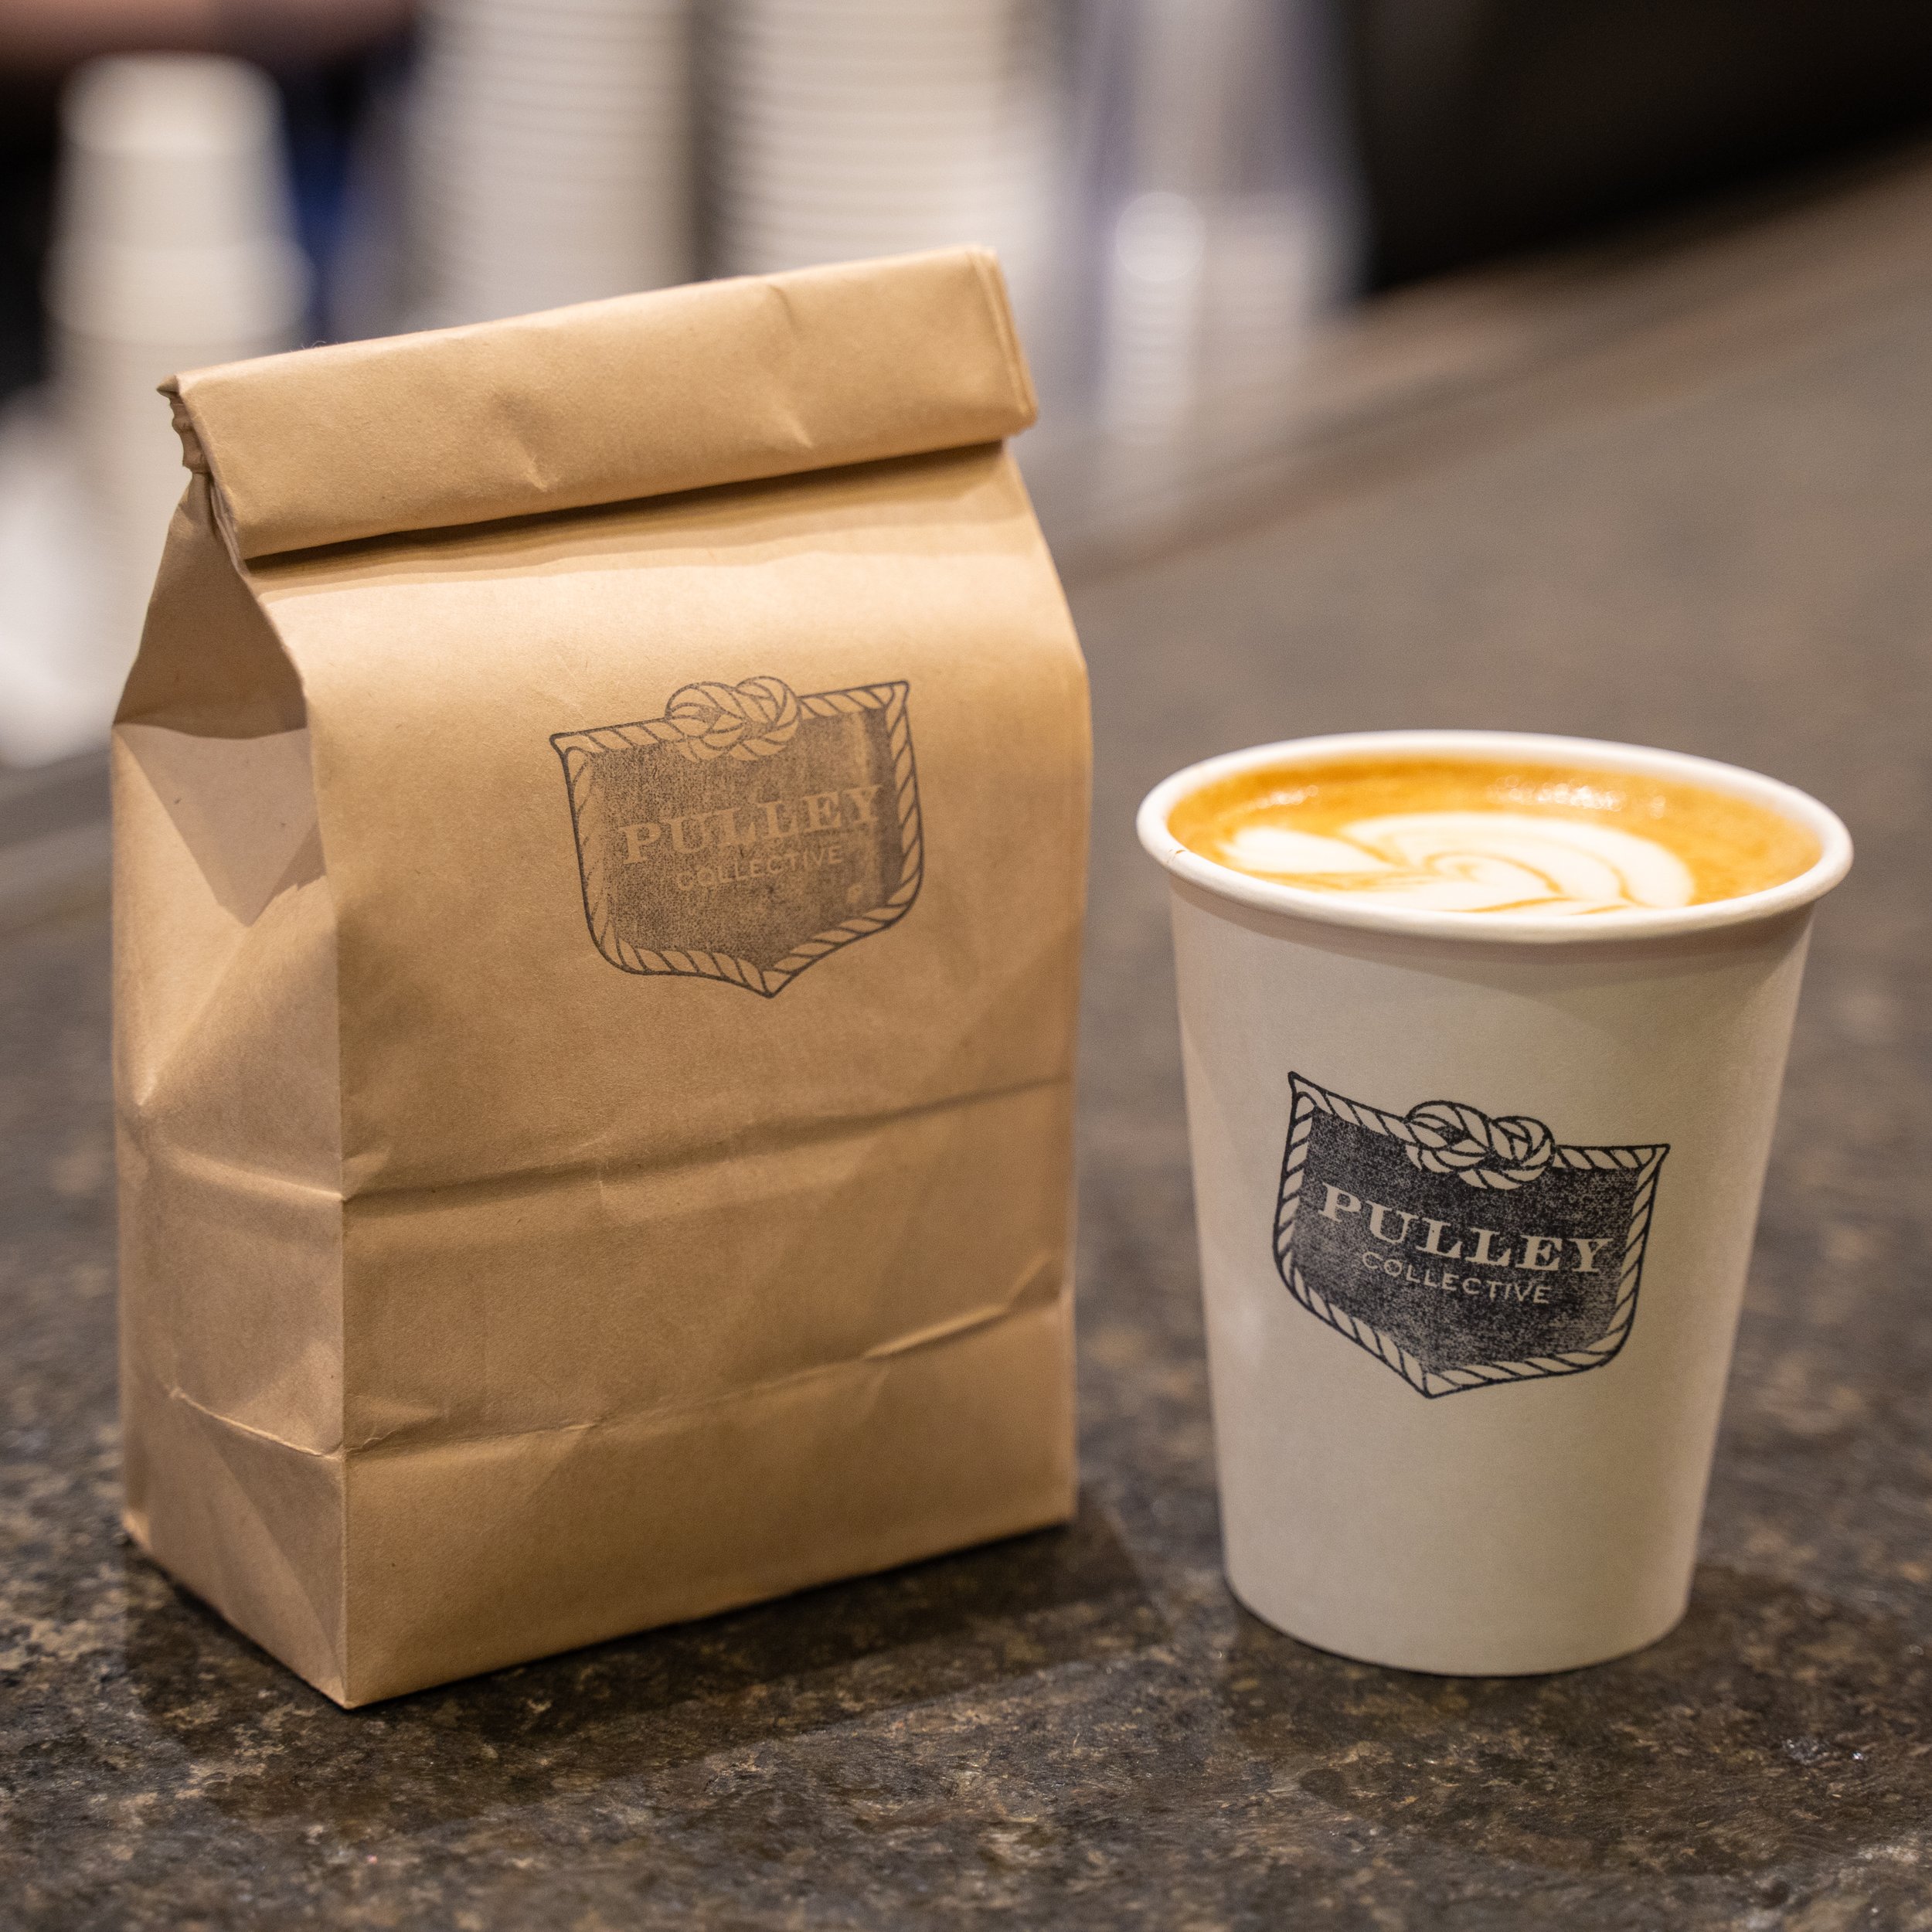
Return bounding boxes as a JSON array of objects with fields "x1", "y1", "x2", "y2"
[{"x1": 117, "y1": 247, "x2": 1087, "y2": 1706}]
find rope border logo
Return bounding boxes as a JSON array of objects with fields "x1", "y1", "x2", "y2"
[
  {"x1": 1274, "y1": 1073, "x2": 1667, "y2": 1397},
  {"x1": 552, "y1": 675, "x2": 922, "y2": 997}
]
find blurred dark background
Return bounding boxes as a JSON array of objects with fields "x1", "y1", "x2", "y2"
[
  {"x1": 8, "y1": 1, "x2": 1932, "y2": 398},
  {"x1": 4, "y1": 0, "x2": 1932, "y2": 767},
  {"x1": 1347, "y1": 0, "x2": 1932, "y2": 285},
  {"x1": 0, "y1": 5, "x2": 1925, "y2": 388},
  {"x1": 0, "y1": 4, "x2": 409, "y2": 400}
]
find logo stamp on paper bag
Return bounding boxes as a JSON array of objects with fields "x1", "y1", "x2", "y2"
[
  {"x1": 551, "y1": 675, "x2": 921, "y2": 997},
  {"x1": 1274, "y1": 1073, "x2": 1667, "y2": 1398}
]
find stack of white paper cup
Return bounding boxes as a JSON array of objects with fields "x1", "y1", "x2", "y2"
[
  {"x1": 712, "y1": 0, "x2": 1061, "y2": 338},
  {"x1": 409, "y1": 0, "x2": 692, "y2": 328},
  {"x1": 44, "y1": 55, "x2": 307, "y2": 688},
  {"x1": 1096, "y1": 0, "x2": 1356, "y2": 441},
  {"x1": 1138, "y1": 731, "x2": 1853, "y2": 1675}
]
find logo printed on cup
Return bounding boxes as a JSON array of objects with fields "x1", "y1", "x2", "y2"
[
  {"x1": 1274, "y1": 1073, "x2": 1668, "y2": 1397},
  {"x1": 553, "y1": 674, "x2": 923, "y2": 997}
]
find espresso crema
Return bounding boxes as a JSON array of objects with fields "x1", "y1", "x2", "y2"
[{"x1": 1168, "y1": 757, "x2": 1819, "y2": 915}]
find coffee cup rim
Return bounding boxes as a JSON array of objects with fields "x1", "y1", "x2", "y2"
[{"x1": 1135, "y1": 729, "x2": 1854, "y2": 944}]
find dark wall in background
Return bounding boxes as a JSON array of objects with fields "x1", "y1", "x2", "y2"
[
  {"x1": 1345, "y1": 0, "x2": 1932, "y2": 286},
  {"x1": 0, "y1": 80, "x2": 58, "y2": 398}
]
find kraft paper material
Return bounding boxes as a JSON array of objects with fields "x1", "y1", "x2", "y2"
[
  {"x1": 114, "y1": 249, "x2": 1089, "y2": 1706},
  {"x1": 166, "y1": 248, "x2": 1036, "y2": 560}
]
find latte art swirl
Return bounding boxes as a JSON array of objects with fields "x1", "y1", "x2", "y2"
[
  {"x1": 1221, "y1": 811, "x2": 1695, "y2": 914},
  {"x1": 1168, "y1": 755, "x2": 1820, "y2": 914}
]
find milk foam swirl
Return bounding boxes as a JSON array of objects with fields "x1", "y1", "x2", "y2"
[{"x1": 1220, "y1": 810, "x2": 1695, "y2": 914}]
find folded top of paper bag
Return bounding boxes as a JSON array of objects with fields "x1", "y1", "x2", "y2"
[{"x1": 163, "y1": 247, "x2": 1036, "y2": 560}]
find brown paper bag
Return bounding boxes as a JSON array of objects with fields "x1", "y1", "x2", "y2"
[{"x1": 112, "y1": 249, "x2": 1090, "y2": 1706}]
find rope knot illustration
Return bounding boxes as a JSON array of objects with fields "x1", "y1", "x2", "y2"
[
  {"x1": 666, "y1": 676, "x2": 801, "y2": 761},
  {"x1": 1400, "y1": 1099, "x2": 1555, "y2": 1190}
]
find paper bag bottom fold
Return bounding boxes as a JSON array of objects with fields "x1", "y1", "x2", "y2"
[{"x1": 124, "y1": 1294, "x2": 1075, "y2": 1707}]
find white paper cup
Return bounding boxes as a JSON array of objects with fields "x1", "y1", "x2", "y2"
[{"x1": 1137, "y1": 729, "x2": 1852, "y2": 1674}]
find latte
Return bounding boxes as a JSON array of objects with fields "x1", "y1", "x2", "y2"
[{"x1": 1167, "y1": 756, "x2": 1819, "y2": 915}]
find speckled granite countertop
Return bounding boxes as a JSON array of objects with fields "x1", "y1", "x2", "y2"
[{"x1": 7, "y1": 183, "x2": 1932, "y2": 1927}]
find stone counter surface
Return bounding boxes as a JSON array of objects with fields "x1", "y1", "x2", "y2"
[{"x1": 6, "y1": 205, "x2": 1932, "y2": 1927}]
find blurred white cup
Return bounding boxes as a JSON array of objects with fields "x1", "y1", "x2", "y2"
[
  {"x1": 45, "y1": 56, "x2": 307, "y2": 682},
  {"x1": 712, "y1": 0, "x2": 1063, "y2": 342},
  {"x1": 407, "y1": 0, "x2": 693, "y2": 326}
]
